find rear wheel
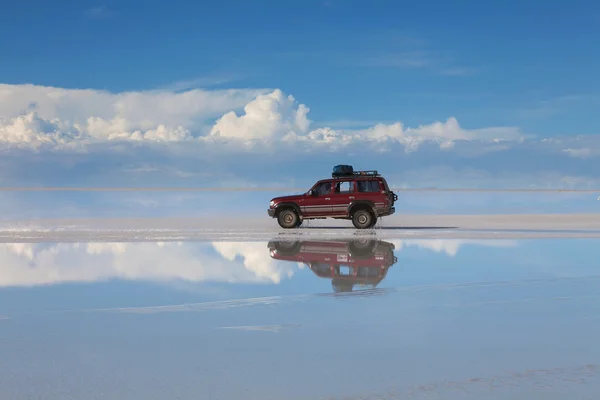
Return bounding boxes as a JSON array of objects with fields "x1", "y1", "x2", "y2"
[
  {"x1": 273, "y1": 240, "x2": 301, "y2": 255},
  {"x1": 370, "y1": 215, "x2": 378, "y2": 228},
  {"x1": 277, "y1": 209, "x2": 299, "y2": 229},
  {"x1": 349, "y1": 239, "x2": 376, "y2": 257},
  {"x1": 352, "y1": 208, "x2": 375, "y2": 229}
]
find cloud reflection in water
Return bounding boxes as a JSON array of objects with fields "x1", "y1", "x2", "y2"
[{"x1": 0, "y1": 238, "x2": 517, "y2": 289}]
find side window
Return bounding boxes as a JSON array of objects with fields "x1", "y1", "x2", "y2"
[
  {"x1": 313, "y1": 181, "x2": 332, "y2": 196},
  {"x1": 356, "y1": 180, "x2": 380, "y2": 192},
  {"x1": 334, "y1": 181, "x2": 353, "y2": 194}
]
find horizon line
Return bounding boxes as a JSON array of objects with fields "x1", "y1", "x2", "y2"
[{"x1": 0, "y1": 187, "x2": 599, "y2": 193}]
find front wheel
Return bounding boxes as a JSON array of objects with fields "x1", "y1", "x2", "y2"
[
  {"x1": 352, "y1": 209, "x2": 376, "y2": 229},
  {"x1": 277, "y1": 209, "x2": 299, "y2": 229}
]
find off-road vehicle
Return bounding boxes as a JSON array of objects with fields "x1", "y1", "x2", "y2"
[
  {"x1": 267, "y1": 165, "x2": 397, "y2": 229},
  {"x1": 267, "y1": 238, "x2": 397, "y2": 292}
]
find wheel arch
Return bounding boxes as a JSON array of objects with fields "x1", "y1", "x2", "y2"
[
  {"x1": 348, "y1": 200, "x2": 376, "y2": 216},
  {"x1": 274, "y1": 202, "x2": 302, "y2": 217}
]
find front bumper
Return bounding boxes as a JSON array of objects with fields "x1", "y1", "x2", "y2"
[{"x1": 267, "y1": 208, "x2": 276, "y2": 217}]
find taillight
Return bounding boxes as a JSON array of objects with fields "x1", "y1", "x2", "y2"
[{"x1": 389, "y1": 191, "x2": 397, "y2": 205}]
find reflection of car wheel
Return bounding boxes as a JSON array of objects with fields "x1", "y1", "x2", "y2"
[
  {"x1": 332, "y1": 280, "x2": 354, "y2": 292},
  {"x1": 349, "y1": 239, "x2": 376, "y2": 257},
  {"x1": 277, "y1": 209, "x2": 299, "y2": 229},
  {"x1": 352, "y1": 209, "x2": 375, "y2": 229},
  {"x1": 352, "y1": 238, "x2": 371, "y2": 249},
  {"x1": 273, "y1": 240, "x2": 301, "y2": 255}
]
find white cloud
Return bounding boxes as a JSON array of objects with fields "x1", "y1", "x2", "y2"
[
  {"x1": 0, "y1": 112, "x2": 81, "y2": 148},
  {"x1": 85, "y1": 116, "x2": 194, "y2": 142},
  {"x1": 0, "y1": 241, "x2": 296, "y2": 288},
  {"x1": 208, "y1": 93, "x2": 524, "y2": 150},
  {"x1": 0, "y1": 239, "x2": 516, "y2": 288},
  {"x1": 0, "y1": 83, "x2": 268, "y2": 142},
  {"x1": 0, "y1": 83, "x2": 525, "y2": 150},
  {"x1": 562, "y1": 148, "x2": 599, "y2": 159},
  {"x1": 390, "y1": 239, "x2": 517, "y2": 257},
  {"x1": 1, "y1": 82, "x2": 600, "y2": 192},
  {"x1": 345, "y1": 117, "x2": 523, "y2": 152},
  {"x1": 212, "y1": 242, "x2": 295, "y2": 284},
  {"x1": 209, "y1": 89, "x2": 311, "y2": 140}
]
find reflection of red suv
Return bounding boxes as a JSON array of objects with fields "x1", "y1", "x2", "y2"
[
  {"x1": 267, "y1": 238, "x2": 397, "y2": 292},
  {"x1": 267, "y1": 166, "x2": 397, "y2": 229}
]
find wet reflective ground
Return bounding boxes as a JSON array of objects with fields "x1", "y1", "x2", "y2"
[{"x1": 1, "y1": 238, "x2": 600, "y2": 399}]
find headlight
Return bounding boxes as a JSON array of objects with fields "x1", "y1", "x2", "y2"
[{"x1": 270, "y1": 200, "x2": 275, "y2": 207}]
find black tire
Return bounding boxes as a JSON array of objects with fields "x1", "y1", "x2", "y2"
[
  {"x1": 369, "y1": 215, "x2": 378, "y2": 228},
  {"x1": 277, "y1": 208, "x2": 299, "y2": 229},
  {"x1": 349, "y1": 239, "x2": 376, "y2": 257},
  {"x1": 352, "y1": 208, "x2": 374, "y2": 229},
  {"x1": 273, "y1": 240, "x2": 301, "y2": 255}
]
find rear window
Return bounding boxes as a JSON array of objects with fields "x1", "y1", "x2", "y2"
[
  {"x1": 356, "y1": 179, "x2": 381, "y2": 192},
  {"x1": 378, "y1": 177, "x2": 390, "y2": 191}
]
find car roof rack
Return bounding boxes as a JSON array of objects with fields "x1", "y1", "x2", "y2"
[{"x1": 332, "y1": 170, "x2": 380, "y2": 178}]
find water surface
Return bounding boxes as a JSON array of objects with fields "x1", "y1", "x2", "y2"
[{"x1": 1, "y1": 238, "x2": 599, "y2": 399}]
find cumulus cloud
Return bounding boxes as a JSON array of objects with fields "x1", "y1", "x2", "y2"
[
  {"x1": 212, "y1": 241, "x2": 296, "y2": 284},
  {"x1": 209, "y1": 89, "x2": 311, "y2": 140},
  {"x1": 0, "y1": 83, "x2": 526, "y2": 151},
  {"x1": 0, "y1": 83, "x2": 267, "y2": 144},
  {"x1": 351, "y1": 118, "x2": 523, "y2": 150},
  {"x1": 0, "y1": 239, "x2": 516, "y2": 288},
  {"x1": 390, "y1": 239, "x2": 517, "y2": 257},
  {"x1": 0, "y1": 241, "x2": 296, "y2": 288},
  {"x1": 0, "y1": 112, "x2": 81, "y2": 148},
  {"x1": 208, "y1": 90, "x2": 525, "y2": 150},
  {"x1": 1, "y1": 82, "x2": 600, "y2": 193}
]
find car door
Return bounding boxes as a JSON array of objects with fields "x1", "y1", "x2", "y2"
[
  {"x1": 302, "y1": 180, "x2": 333, "y2": 217},
  {"x1": 330, "y1": 179, "x2": 354, "y2": 217}
]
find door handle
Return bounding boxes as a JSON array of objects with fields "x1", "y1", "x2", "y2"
[
  {"x1": 325, "y1": 197, "x2": 330, "y2": 200},
  {"x1": 349, "y1": 196, "x2": 355, "y2": 199}
]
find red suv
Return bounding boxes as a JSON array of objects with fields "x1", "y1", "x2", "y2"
[
  {"x1": 267, "y1": 238, "x2": 398, "y2": 292},
  {"x1": 267, "y1": 165, "x2": 397, "y2": 229}
]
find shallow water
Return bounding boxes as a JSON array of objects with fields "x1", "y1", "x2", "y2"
[{"x1": 1, "y1": 237, "x2": 599, "y2": 399}]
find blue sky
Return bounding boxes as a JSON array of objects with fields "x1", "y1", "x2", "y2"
[
  {"x1": 2, "y1": 0, "x2": 599, "y2": 133},
  {"x1": 1, "y1": 0, "x2": 600, "y2": 215}
]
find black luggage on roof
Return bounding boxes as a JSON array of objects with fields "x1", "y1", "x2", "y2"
[
  {"x1": 332, "y1": 164, "x2": 353, "y2": 177},
  {"x1": 332, "y1": 165, "x2": 380, "y2": 178}
]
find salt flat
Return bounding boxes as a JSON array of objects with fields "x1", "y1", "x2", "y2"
[
  {"x1": 2, "y1": 236, "x2": 600, "y2": 400},
  {"x1": 2, "y1": 213, "x2": 600, "y2": 242}
]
